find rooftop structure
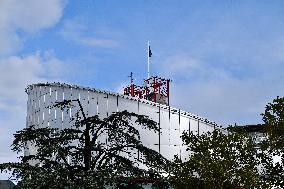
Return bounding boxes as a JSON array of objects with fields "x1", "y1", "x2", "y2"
[
  {"x1": 241, "y1": 124, "x2": 265, "y2": 147},
  {"x1": 123, "y1": 76, "x2": 171, "y2": 105}
]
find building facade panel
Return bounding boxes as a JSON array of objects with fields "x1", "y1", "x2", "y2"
[
  {"x1": 69, "y1": 88, "x2": 83, "y2": 126},
  {"x1": 160, "y1": 108, "x2": 170, "y2": 130},
  {"x1": 97, "y1": 92, "x2": 109, "y2": 119},
  {"x1": 160, "y1": 144, "x2": 180, "y2": 160},
  {"x1": 169, "y1": 128, "x2": 182, "y2": 146},
  {"x1": 62, "y1": 87, "x2": 72, "y2": 129},
  {"x1": 87, "y1": 90, "x2": 98, "y2": 117},
  {"x1": 199, "y1": 121, "x2": 214, "y2": 134},
  {"x1": 189, "y1": 119, "x2": 199, "y2": 135},
  {"x1": 26, "y1": 83, "x2": 219, "y2": 161},
  {"x1": 107, "y1": 94, "x2": 119, "y2": 115},
  {"x1": 118, "y1": 96, "x2": 138, "y2": 114},
  {"x1": 78, "y1": 88, "x2": 90, "y2": 116}
]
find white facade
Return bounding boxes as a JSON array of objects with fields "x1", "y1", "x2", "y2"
[{"x1": 25, "y1": 83, "x2": 219, "y2": 161}]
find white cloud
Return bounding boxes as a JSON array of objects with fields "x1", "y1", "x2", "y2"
[
  {"x1": 159, "y1": 54, "x2": 284, "y2": 126},
  {"x1": 0, "y1": 30, "x2": 22, "y2": 55},
  {"x1": 0, "y1": 0, "x2": 67, "y2": 180},
  {"x1": 159, "y1": 54, "x2": 231, "y2": 81},
  {"x1": 59, "y1": 19, "x2": 118, "y2": 47},
  {"x1": 0, "y1": 53, "x2": 66, "y2": 180},
  {"x1": 0, "y1": 0, "x2": 66, "y2": 55}
]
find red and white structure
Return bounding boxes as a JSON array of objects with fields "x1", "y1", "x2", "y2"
[{"x1": 124, "y1": 76, "x2": 170, "y2": 105}]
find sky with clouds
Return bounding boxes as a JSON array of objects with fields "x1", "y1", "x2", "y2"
[{"x1": 1, "y1": 0, "x2": 284, "y2": 179}]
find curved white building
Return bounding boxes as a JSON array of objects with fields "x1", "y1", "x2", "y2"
[{"x1": 25, "y1": 82, "x2": 219, "y2": 160}]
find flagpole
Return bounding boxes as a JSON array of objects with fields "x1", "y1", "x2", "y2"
[{"x1": 147, "y1": 41, "x2": 150, "y2": 79}]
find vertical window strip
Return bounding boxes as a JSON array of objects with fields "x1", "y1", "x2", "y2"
[
  {"x1": 116, "y1": 95, "x2": 119, "y2": 112},
  {"x1": 198, "y1": 120, "x2": 200, "y2": 136},
  {"x1": 87, "y1": 91, "x2": 90, "y2": 116},
  {"x1": 158, "y1": 105, "x2": 161, "y2": 153},
  {"x1": 106, "y1": 94, "x2": 109, "y2": 117},
  {"x1": 61, "y1": 111, "x2": 64, "y2": 129},
  {"x1": 189, "y1": 118, "x2": 191, "y2": 133},
  {"x1": 96, "y1": 97, "x2": 99, "y2": 115}
]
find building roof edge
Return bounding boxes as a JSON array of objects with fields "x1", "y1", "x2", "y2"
[{"x1": 26, "y1": 82, "x2": 222, "y2": 128}]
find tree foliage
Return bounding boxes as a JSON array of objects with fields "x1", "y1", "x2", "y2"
[
  {"x1": 260, "y1": 96, "x2": 284, "y2": 187},
  {"x1": 172, "y1": 128, "x2": 262, "y2": 189},
  {"x1": 172, "y1": 96, "x2": 284, "y2": 189},
  {"x1": 2, "y1": 94, "x2": 284, "y2": 188},
  {"x1": 0, "y1": 99, "x2": 169, "y2": 189}
]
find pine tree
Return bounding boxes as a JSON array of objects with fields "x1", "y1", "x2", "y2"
[{"x1": 0, "y1": 99, "x2": 169, "y2": 189}]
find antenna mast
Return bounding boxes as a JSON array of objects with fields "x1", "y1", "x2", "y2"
[
  {"x1": 128, "y1": 72, "x2": 134, "y2": 83},
  {"x1": 147, "y1": 41, "x2": 151, "y2": 79},
  {"x1": 123, "y1": 42, "x2": 171, "y2": 105}
]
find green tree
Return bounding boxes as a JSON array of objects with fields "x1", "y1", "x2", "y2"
[
  {"x1": 172, "y1": 127, "x2": 263, "y2": 189},
  {"x1": 0, "y1": 99, "x2": 169, "y2": 189},
  {"x1": 172, "y1": 96, "x2": 284, "y2": 189},
  {"x1": 260, "y1": 96, "x2": 284, "y2": 187}
]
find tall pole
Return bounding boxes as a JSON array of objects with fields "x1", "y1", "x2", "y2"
[
  {"x1": 147, "y1": 41, "x2": 150, "y2": 79},
  {"x1": 128, "y1": 72, "x2": 133, "y2": 83}
]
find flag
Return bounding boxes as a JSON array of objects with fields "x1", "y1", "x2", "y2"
[{"x1": 148, "y1": 45, "x2": 152, "y2": 57}]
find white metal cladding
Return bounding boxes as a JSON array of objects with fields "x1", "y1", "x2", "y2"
[{"x1": 25, "y1": 83, "x2": 220, "y2": 161}]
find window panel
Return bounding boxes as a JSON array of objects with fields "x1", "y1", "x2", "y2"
[
  {"x1": 139, "y1": 102, "x2": 159, "y2": 124},
  {"x1": 199, "y1": 121, "x2": 214, "y2": 134},
  {"x1": 180, "y1": 145, "x2": 191, "y2": 161},
  {"x1": 62, "y1": 87, "x2": 72, "y2": 129},
  {"x1": 160, "y1": 128, "x2": 170, "y2": 145},
  {"x1": 160, "y1": 145, "x2": 180, "y2": 160},
  {"x1": 118, "y1": 97, "x2": 138, "y2": 114},
  {"x1": 107, "y1": 94, "x2": 118, "y2": 115},
  {"x1": 43, "y1": 86, "x2": 51, "y2": 128},
  {"x1": 169, "y1": 112, "x2": 179, "y2": 132},
  {"x1": 87, "y1": 91, "x2": 98, "y2": 117},
  {"x1": 160, "y1": 108, "x2": 170, "y2": 129},
  {"x1": 78, "y1": 89, "x2": 89, "y2": 117},
  {"x1": 97, "y1": 93, "x2": 108, "y2": 119},
  {"x1": 189, "y1": 119, "x2": 199, "y2": 135},
  {"x1": 170, "y1": 128, "x2": 182, "y2": 146},
  {"x1": 139, "y1": 127, "x2": 159, "y2": 145},
  {"x1": 180, "y1": 116, "x2": 190, "y2": 133},
  {"x1": 69, "y1": 88, "x2": 82, "y2": 128}
]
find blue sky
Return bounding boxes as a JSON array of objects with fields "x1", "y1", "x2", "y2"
[{"x1": 1, "y1": 0, "x2": 284, "y2": 179}]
